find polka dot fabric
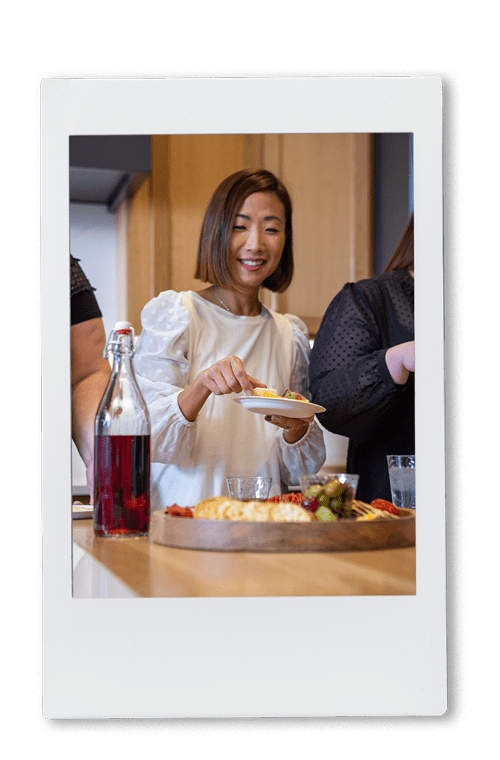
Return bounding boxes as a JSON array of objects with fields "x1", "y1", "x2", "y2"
[{"x1": 309, "y1": 269, "x2": 414, "y2": 502}]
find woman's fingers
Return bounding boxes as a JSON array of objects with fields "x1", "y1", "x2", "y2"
[
  {"x1": 200, "y1": 356, "x2": 265, "y2": 396},
  {"x1": 247, "y1": 375, "x2": 267, "y2": 392},
  {"x1": 226, "y1": 356, "x2": 253, "y2": 394},
  {"x1": 265, "y1": 414, "x2": 312, "y2": 444},
  {"x1": 203, "y1": 365, "x2": 233, "y2": 395},
  {"x1": 264, "y1": 414, "x2": 313, "y2": 430},
  {"x1": 228, "y1": 357, "x2": 265, "y2": 395}
]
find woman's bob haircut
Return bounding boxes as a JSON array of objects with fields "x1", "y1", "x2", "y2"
[
  {"x1": 195, "y1": 168, "x2": 294, "y2": 293},
  {"x1": 384, "y1": 213, "x2": 414, "y2": 273}
]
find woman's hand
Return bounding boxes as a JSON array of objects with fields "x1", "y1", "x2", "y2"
[
  {"x1": 196, "y1": 356, "x2": 265, "y2": 396},
  {"x1": 264, "y1": 414, "x2": 314, "y2": 444},
  {"x1": 385, "y1": 341, "x2": 415, "y2": 385},
  {"x1": 178, "y1": 356, "x2": 265, "y2": 421}
]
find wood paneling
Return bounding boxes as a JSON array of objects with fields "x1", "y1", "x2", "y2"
[
  {"x1": 151, "y1": 136, "x2": 171, "y2": 295},
  {"x1": 125, "y1": 176, "x2": 151, "y2": 333},
  {"x1": 277, "y1": 133, "x2": 373, "y2": 323},
  {"x1": 350, "y1": 134, "x2": 373, "y2": 282},
  {"x1": 168, "y1": 134, "x2": 249, "y2": 293}
]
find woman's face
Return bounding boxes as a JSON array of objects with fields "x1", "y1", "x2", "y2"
[{"x1": 228, "y1": 191, "x2": 286, "y2": 291}]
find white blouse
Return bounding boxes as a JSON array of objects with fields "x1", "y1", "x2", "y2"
[{"x1": 134, "y1": 291, "x2": 326, "y2": 509}]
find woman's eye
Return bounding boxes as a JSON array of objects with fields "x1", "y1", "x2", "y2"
[
  {"x1": 232, "y1": 225, "x2": 246, "y2": 231},
  {"x1": 266, "y1": 228, "x2": 279, "y2": 234}
]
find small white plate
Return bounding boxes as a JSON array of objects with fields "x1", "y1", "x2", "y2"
[
  {"x1": 234, "y1": 396, "x2": 325, "y2": 419},
  {"x1": 72, "y1": 504, "x2": 94, "y2": 520}
]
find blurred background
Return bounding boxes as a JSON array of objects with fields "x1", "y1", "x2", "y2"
[{"x1": 70, "y1": 133, "x2": 413, "y2": 494}]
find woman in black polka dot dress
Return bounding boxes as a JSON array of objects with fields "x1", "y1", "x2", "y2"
[{"x1": 309, "y1": 216, "x2": 415, "y2": 503}]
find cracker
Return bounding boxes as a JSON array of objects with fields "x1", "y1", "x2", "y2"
[
  {"x1": 194, "y1": 496, "x2": 231, "y2": 520},
  {"x1": 270, "y1": 502, "x2": 313, "y2": 522},
  {"x1": 194, "y1": 496, "x2": 313, "y2": 522}
]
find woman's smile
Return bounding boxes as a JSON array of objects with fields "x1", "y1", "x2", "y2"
[{"x1": 238, "y1": 257, "x2": 266, "y2": 271}]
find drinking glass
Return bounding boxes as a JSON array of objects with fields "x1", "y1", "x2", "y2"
[
  {"x1": 226, "y1": 477, "x2": 272, "y2": 501},
  {"x1": 387, "y1": 455, "x2": 415, "y2": 509}
]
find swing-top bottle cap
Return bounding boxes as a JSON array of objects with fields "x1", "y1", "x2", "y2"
[{"x1": 104, "y1": 321, "x2": 135, "y2": 357}]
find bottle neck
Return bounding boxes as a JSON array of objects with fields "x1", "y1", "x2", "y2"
[
  {"x1": 109, "y1": 349, "x2": 141, "y2": 394},
  {"x1": 96, "y1": 347, "x2": 150, "y2": 436}
]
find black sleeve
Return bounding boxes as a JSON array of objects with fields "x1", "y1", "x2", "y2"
[
  {"x1": 70, "y1": 255, "x2": 102, "y2": 326},
  {"x1": 71, "y1": 288, "x2": 102, "y2": 326},
  {"x1": 309, "y1": 283, "x2": 407, "y2": 443}
]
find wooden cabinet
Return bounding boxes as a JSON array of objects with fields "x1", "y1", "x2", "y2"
[
  {"x1": 270, "y1": 133, "x2": 373, "y2": 334},
  {"x1": 118, "y1": 133, "x2": 373, "y2": 336}
]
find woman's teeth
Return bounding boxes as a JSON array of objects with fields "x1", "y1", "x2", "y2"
[{"x1": 240, "y1": 259, "x2": 264, "y2": 270}]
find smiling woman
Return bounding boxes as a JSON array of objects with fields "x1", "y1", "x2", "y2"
[
  {"x1": 228, "y1": 192, "x2": 286, "y2": 296},
  {"x1": 133, "y1": 169, "x2": 326, "y2": 508},
  {"x1": 195, "y1": 169, "x2": 294, "y2": 305}
]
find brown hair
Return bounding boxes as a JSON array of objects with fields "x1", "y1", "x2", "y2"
[
  {"x1": 384, "y1": 213, "x2": 414, "y2": 273},
  {"x1": 194, "y1": 169, "x2": 294, "y2": 292}
]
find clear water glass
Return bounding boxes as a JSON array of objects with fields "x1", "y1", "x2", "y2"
[
  {"x1": 226, "y1": 477, "x2": 272, "y2": 501},
  {"x1": 387, "y1": 455, "x2": 415, "y2": 510}
]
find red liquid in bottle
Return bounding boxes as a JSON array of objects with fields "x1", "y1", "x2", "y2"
[{"x1": 94, "y1": 434, "x2": 150, "y2": 536}]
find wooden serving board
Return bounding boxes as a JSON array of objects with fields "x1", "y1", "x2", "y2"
[{"x1": 150, "y1": 509, "x2": 415, "y2": 553}]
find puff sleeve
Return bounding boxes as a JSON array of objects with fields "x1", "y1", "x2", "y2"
[{"x1": 134, "y1": 291, "x2": 197, "y2": 464}]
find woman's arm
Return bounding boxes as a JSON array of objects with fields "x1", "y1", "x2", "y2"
[
  {"x1": 71, "y1": 317, "x2": 111, "y2": 497},
  {"x1": 309, "y1": 284, "x2": 413, "y2": 443}
]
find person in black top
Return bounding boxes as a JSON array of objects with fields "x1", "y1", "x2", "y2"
[
  {"x1": 309, "y1": 216, "x2": 415, "y2": 503},
  {"x1": 71, "y1": 254, "x2": 103, "y2": 326},
  {"x1": 70, "y1": 255, "x2": 111, "y2": 501}
]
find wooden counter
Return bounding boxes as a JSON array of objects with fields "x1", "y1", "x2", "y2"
[{"x1": 73, "y1": 518, "x2": 416, "y2": 598}]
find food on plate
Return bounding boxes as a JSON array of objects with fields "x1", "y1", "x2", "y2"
[
  {"x1": 252, "y1": 387, "x2": 309, "y2": 402},
  {"x1": 352, "y1": 500, "x2": 402, "y2": 520},
  {"x1": 370, "y1": 498, "x2": 399, "y2": 516},
  {"x1": 72, "y1": 503, "x2": 93, "y2": 513},
  {"x1": 281, "y1": 389, "x2": 308, "y2": 402},
  {"x1": 267, "y1": 493, "x2": 303, "y2": 504},
  {"x1": 315, "y1": 505, "x2": 337, "y2": 522},
  {"x1": 164, "y1": 491, "x2": 404, "y2": 523},
  {"x1": 301, "y1": 477, "x2": 355, "y2": 519},
  {"x1": 192, "y1": 496, "x2": 314, "y2": 522},
  {"x1": 166, "y1": 504, "x2": 193, "y2": 517},
  {"x1": 252, "y1": 387, "x2": 279, "y2": 398},
  {"x1": 194, "y1": 496, "x2": 232, "y2": 520}
]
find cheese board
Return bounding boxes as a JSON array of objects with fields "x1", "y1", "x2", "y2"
[{"x1": 150, "y1": 508, "x2": 415, "y2": 553}]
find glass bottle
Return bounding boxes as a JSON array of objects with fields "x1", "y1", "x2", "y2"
[{"x1": 93, "y1": 321, "x2": 151, "y2": 536}]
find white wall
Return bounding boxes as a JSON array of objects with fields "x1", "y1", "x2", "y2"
[
  {"x1": 318, "y1": 422, "x2": 349, "y2": 472},
  {"x1": 70, "y1": 203, "x2": 117, "y2": 337},
  {"x1": 70, "y1": 203, "x2": 117, "y2": 493}
]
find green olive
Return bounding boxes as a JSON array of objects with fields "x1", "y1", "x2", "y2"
[{"x1": 315, "y1": 506, "x2": 337, "y2": 522}]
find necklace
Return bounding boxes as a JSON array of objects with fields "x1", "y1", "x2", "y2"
[
  {"x1": 211, "y1": 287, "x2": 262, "y2": 316},
  {"x1": 212, "y1": 288, "x2": 232, "y2": 313}
]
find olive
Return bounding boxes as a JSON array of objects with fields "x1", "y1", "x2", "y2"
[
  {"x1": 304, "y1": 484, "x2": 324, "y2": 499},
  {"x1": 325, "y1": 479, "x2": 344, "y2": 498},
  {"x1": 315, "y1": 506, "x2": 337, "y2": 522}
]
